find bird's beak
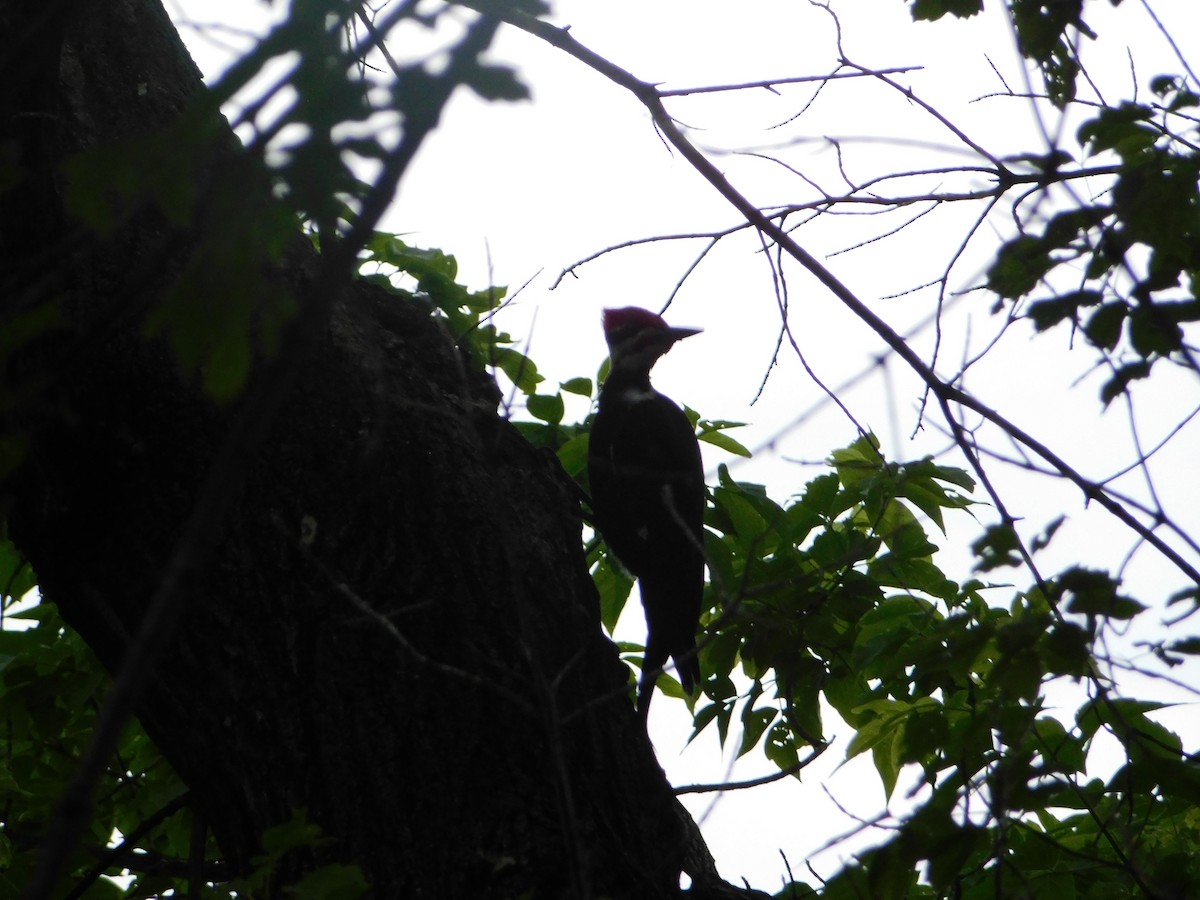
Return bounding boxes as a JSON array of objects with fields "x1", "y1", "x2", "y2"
[{"x1": 665, "y1": 326, "x2": 702, "y2": 344}]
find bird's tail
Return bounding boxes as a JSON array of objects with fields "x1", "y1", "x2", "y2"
[
  {"x1": 637, "y1": 636, "x2": 700, "y2": 721},
  {"x1": 674, "y1": 645, "x2": 700, "y2": 696},
  {"x1": 637, "y1": 643, "x2": 667, "y2": 721}
]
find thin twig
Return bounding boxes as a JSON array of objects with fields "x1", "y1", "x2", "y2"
[
  {"x1": 675, "y1": 741, "x2": 829, "y2": 795},
  {"x1": 459, "y1": 1, "x2": 1200, "y2": 589},
  {"x1": 658, "y1": 66, "x2": 923, "y2": 97}
]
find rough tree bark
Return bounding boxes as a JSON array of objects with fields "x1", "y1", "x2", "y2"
[{"x1": 2, "y1": 0, "x2": 699, "y2": 896}]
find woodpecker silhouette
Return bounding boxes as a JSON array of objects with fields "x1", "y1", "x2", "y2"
[{"x1": 588, "y1": 307, "x2": 705, "y2": 719}]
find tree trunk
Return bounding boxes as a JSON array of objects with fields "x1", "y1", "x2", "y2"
[{"x1": 2, "y1": 0, "x2": 687, "y2": 895}]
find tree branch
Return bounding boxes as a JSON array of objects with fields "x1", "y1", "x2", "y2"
[{"x1": 459, "y1": 0, "x2": 1200, "y2": 590}]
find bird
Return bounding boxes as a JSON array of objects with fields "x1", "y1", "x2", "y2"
[{"x1": 587, "y1": 306, "x2": 706, "y2": 719}]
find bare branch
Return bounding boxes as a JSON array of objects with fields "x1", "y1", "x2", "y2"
[
  {"x1": 460, "y1": 0, "x2": 1200, "y2": 590},
  {"x1": 658, "y1": 66, "x2": 923, "y2": 98},
  {"x1": 675, "y1": 740, "x2": 829, "y2": 795}
]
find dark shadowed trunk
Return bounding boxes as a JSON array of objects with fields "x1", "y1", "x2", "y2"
[{"x1": 1, "y1": 0, "x2": 690, "y2": 895}]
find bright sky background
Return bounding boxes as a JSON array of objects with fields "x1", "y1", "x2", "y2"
[{"x1": 167, "y1": 0, "x2": 1200, "y2": 891}]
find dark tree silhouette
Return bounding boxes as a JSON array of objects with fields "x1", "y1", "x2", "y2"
[
  {"x1": 6, "y1": 2, "x2": 1199, "y2": 898},
  {"x1": 2, "y1": 1, "x2": 715, "y2": 896}
]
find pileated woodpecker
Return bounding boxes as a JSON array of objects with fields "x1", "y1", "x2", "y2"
[{"x1": 588, "y1": 307, "x2": 705, "y2": 718}]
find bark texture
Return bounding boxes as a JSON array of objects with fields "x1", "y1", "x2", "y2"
[{"x1": 2, "y1": 0, "x2": 688, "y2": 895}]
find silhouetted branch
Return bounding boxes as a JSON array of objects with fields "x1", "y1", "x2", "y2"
[
  {"x1": 675, "y1": 740, "x2": 829, "y2": 795},
  {"x1": 658, "y1": 66, "x2": 923, "y2": 97},
  {"x1": 460, "y1": 0, "x2": 1200, "y2": 590}
]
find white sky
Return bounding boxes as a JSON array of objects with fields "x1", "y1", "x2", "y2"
[{"x1": 167, "y1": 0, "x2": 1200, "y2": 891}]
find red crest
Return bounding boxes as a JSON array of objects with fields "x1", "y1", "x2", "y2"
[{"x1": 602, "y1": 307, "x2": 670, "y2": 336}]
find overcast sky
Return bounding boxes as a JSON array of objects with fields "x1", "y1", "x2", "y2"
[{"x1": 169, "y1": 0, "x2": 1200, "y2": 889}]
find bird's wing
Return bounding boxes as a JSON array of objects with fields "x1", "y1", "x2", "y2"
[{"x1": 589, "y1": 392, "x2": 704, "y2": 573}]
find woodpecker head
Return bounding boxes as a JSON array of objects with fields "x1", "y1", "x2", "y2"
[{"x1": 602, "y1": 307, "x2": 701, "y2": 374}]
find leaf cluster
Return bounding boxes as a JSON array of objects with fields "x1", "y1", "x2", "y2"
[
  {"x1": 517, "y1": 354, "x2": 1199, "y2": 898},
  {"x1": 663, "y1": 436, "x2": 1200, "y2": 899},
  {"x1": 0, "y1": 540, "x2": 218, "y2": 898},
  {"x1": 0, "y1": 536, "x2": 373, "y2": 898},
  {"x1": 49, "y1": 0, "x2": 534, "y2": 407},
  {"x1": 987, "y1": 77, "x2": 1200, "y2": 404},
  {"x1": 690, "y1": 434, "x2": 976, "y2": 774},
  {"x1": 911, "y1": 0, "x2": 1119, "y2": 107},
  {"x1": 357, "y1": 232, "x2": 541, "y2": 392}
]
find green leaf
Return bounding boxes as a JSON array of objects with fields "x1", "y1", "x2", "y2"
[
  {"x1": 780, "y1": 657, "x2": 825, "y2": 746},
  {"x1": 1058, "y1": 568, "x2": 1144, "y2": 619},
  {"x1": 592, "y1": 555, "x2": 633, "y2": 634},
  {"x1": 847, "y1": 700, "x2": 910, "y2": 797},
  {"x1": 830, "y1": 433, "x2": 885, "y2": 488},
  {"x1": 512, "y1": 420, "x2": 559, "y2": 451},
  {"x1": 202, "y1": 315, "x2": 255, "y2": 401},
  {"x1": 799, "y1": 473, "x2": 840, "y2": 517},
  {"x1": 256, "y1": 810, "x2": 325, "y2": 860},
  {"x1": 699, "y1": 429, "x2": 752, "y2": 458},
  {"x1": 1100, "y1": 360, "x2": 1152, "y2": 406},
  {"x1": 869, "y1": 556, "x2": 957, "y2": 602},
  {"x1": 1077, "y1": 697, "x2": 1181, "y2": 762},
  {"x1": 1153, "y1": 758, "x2": 1200, "y2": 805},
  {"x1": 924, "y1": 823, "x2": 988, "y2": 893},
  {"x1": 784, "y1": 500, "x2": 822, "y2": 545},
  {"x1": 900, "y1": 702, "x2": 949, "y2": 765},
  {"x1": 1031, "y1": 716, "x2": 1086, "y2": 774},
  {"x1": 922, "y1": 462, "x2": 975, "y2": 493},
  {"x1": 142, "y1": 179, "x2": 297, "y2": 400},
  {"x1": 764, "y1": 722, "x2": 801, "y2": 773},
  {"x1": 0, "y1": 538, "x2": 37, "y2": 601},
  {"x1": 712, "y1": 486, "x2": 769, "y2": 546},
  {"x1": 738, "y1": 706, "x2": 776, "y2": 758},
  {"x1": 846, "y1": 700, "x2": 901, "y2": 756},
  {"x1": 697, "y1": 419, "x2": 752, "y2": 458},
  {"x1": 1078, "y1": 102, "x2": 1157, "y2": 158},
  {"x1": 700, "y1": 627, "x2": 739, "y2": 683},
  {"x1": 702, "y1": 530, "x2": 736, "y2": 597},
  {"x1": 865, "y1": 496, "x2": 925, "y2": 552},
  {"x1": 1168, "y1": 585, "x2": 1200, "y2": 610},
  {"x1": 987, "y1": 235, "x2": 1053, "y2": 298},
  {"x1": 1030, "y1": 517, "x2": 1065, "y2": 554},
  {"x1": 560, "y1": 377, "x2": 593, "y2": 397},
  {"x1": 463, "y1": 63, "x2": 530, "y2": 102},
  {"x1": 991, "y1": 617, "x2": 1047, "y2": 702},
  {"x1": 872, "y1": 726, "x2": 903, "y2": 801},
  {"x1": 556, "y1": 433, "x2": 589, "y2": 478},
  {"x1": 492, "y1": 346, "x2": 543, "y2": 394},
  {"x1": 823, "y1": 673, "x2": 871, "y2": 726},
  {"x1": 1129, "y1": 304, "x2": 1184, "y2": 356},
  {"x1": 909, "y1": 0, "x2": 983, "y2": 21},
  {"x1": 1083, "y1": 301, "x2": 1128, "y2": 350},
  {"x1": 1026, "y1": 289, "x2": 1103, "y2": 331},
  {"x1": 64, "y1": 127, "x2": 200, "y2": 234},
  {"x1": 972, "y1": 523, "x2": 1022, "y2": 572},
  {"x1": 285, "y1": 864, "x2": 370, "y2": 900},
  {"x1": 655, "y1": 668, "x2": 685, "y2": 699},
  {"x1": 689, "y1": 702, "x2": 723, "y2": 743},
  {"x1": 854, "y1": 596, "x2": 938, "y2": 676},
  {"x1": 526, "y1": 392, "x2": 564, "y2": 425},
  {"x1": 1040, "y1": 621, "x2": 1091, "y2": 678},
  {"x1": 1169, "y1": 637, "x2": 1200, "y2": 655},
  {"x1": 715, "y1": 695, "x2": 735, "y2": 745}
]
